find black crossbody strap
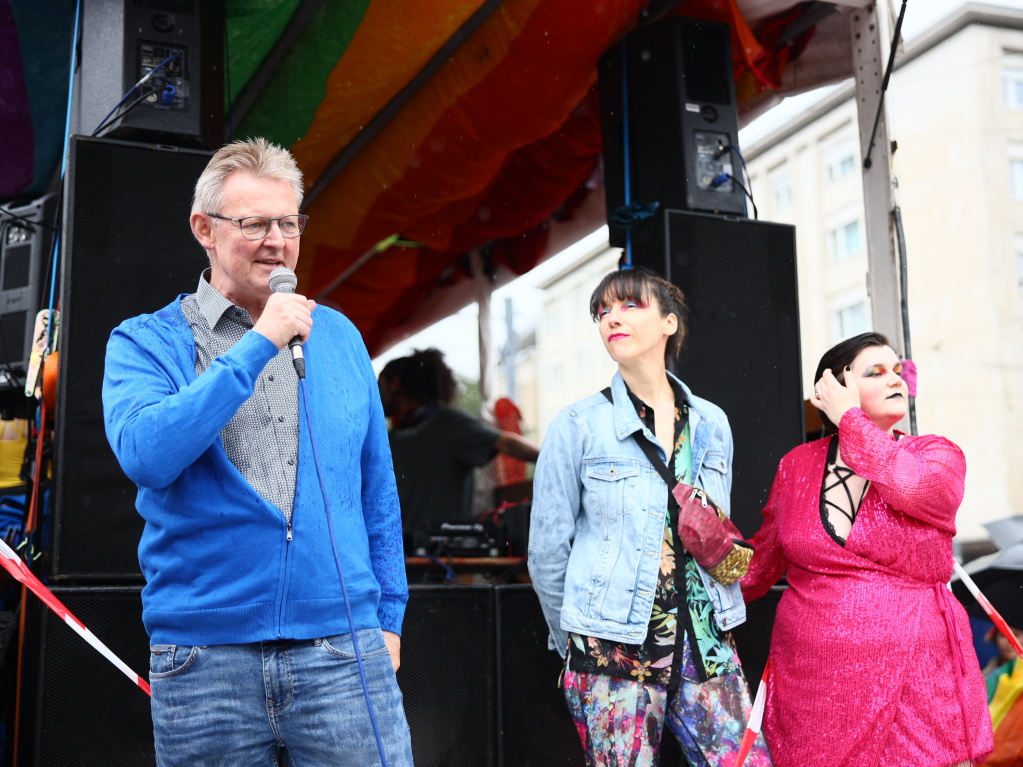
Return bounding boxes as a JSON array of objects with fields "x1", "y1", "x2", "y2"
[{"x1": 600, "y1": 386, "x2": 706, "y2": 684}]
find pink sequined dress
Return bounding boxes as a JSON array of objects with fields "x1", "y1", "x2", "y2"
[{"x1": 742, "y1": 409, "x2": 993, "y2": 767}]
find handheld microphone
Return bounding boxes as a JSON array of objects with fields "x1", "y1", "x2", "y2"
[{"x1": 268, "y1": 267, "x2": 306, "y2": 379}]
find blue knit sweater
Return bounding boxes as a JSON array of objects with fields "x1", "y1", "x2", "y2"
[{"x1": 102, "y1": 297, "x2": 407, "y2": 646}]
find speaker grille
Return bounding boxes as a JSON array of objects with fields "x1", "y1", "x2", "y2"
[
  {"x1": 0, "y1": 311, "x2": 26, "y2": 367},
  {"x1": 21, "y1": 586, "x2": 154, "y2": 767},
  {"x1": 52, "y1": 137, "x2": 212, "y2": 580},
  {"x1": 2, "y1": 242, "x2": 32, "y2": 290},
  {"x1": 496, "y1": 585, "x2": 584, "y2": 767},
  {"x1": 398, "y1": 585, "x2": 497, "y2": 767}
]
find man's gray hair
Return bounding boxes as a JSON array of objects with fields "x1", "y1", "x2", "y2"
[{"x1": 192, "y1": 137, "x2": 304, "y2": 215}]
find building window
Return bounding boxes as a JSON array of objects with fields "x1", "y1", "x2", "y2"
[
  {"x1": 823, "y1": 138, "x2": 857, "y2": 182},
  {"x1": 1005, "y1": 69, "x2": 1023, "y2": 109},
  {"x1": 547, "y1": 362, "x2": 563, "y2": 390},
  {"x1": 827, "y1": 219, "x2": 862, "y2": 260},
  {"x1": 770, "y1": 169, "x2": 793, "y2": 209},
  {"x1": 1012, "y1": 160, "x2": 1023, "y2": 201},
  {"x1": 1016, "y1": 236, "x2": 1023, "y2": 289},
  {"x1": 832, "y1": 301, "x2": 869, "y2": 342},
  {"x1": 545, "y1": 306, "x2": 562, "y2": 335}
]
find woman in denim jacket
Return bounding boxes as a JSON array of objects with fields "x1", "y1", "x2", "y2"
[{"x1": 528, "y1": 268, "x2": 771, "y2": 767}]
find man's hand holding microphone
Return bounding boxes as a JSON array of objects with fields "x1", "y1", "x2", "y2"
[{"x1": 254, "y1": 267, "x2": 315, "y2": 378}]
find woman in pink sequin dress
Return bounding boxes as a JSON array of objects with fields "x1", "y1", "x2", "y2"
[{"x1": 742, "y1": 332, "x2": 993, "y2": 767}]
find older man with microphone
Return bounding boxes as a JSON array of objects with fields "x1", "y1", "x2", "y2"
[{"x1": 102, "y1": 138, "x2": 412, "y2": 767}]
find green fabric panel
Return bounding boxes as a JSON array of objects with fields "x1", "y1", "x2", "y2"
[
  {"x1": 226, "y1": 0, "x2": 302, "y2": 100},
  {"x1": 233, "y1": 0, "x2": 372, "y2": 148}
]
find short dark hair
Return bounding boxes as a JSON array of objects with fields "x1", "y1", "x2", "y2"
[
  {"x1": 814, "y1": 331, "x2": 891, "y2": 434},
  {"x1": 588, "y1": 267, "x2": 687, "y2": 364},
  {"x1": 379, "y1": 347, "x2": 457, "y2": 406}
]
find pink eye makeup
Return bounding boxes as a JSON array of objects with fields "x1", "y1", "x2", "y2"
[
  {"x1": 597, "y1": 299, "x2": 647, "y2": 318},
  {"x1": 863, "y1": 363, "x2": 903, "y2": 378}
]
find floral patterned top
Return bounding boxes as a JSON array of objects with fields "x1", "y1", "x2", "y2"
[{"x1": 567, "y1": 378, "x2": 739, "y2": 686}]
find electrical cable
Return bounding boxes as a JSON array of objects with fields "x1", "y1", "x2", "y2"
[
  {"x1": 300, "y1": 380, "x2": 390, "y2": 767},
  {"x1": 863, "y1": 0, "x2": 908, "y2": 169},
  {"x1": 620, "y1": 39, "x2": 634, "y2": 268},
  {"x1": 892, "y1": 204, "x2": 917, "y2": 436},
  {"x1": 14, "y1": 6, "x2": 82, "y2": 762},
  {"x1": 90, "y1": 52, "x2": 180, "y2": 137},
  {"x1": 420, "y1": 554, "x2": 461, "y2": 583},
  {"x1": 717, "y1": 143, "x2": 757, "y2": 218},
  {"x1": 91, "y1": 88, "x2": 164, "y2": 138},
  {"x1": 0, "y1": 207, "x2": 59, "y2": 231},
  {"x1": 712, "y1": 173, "x2": 758, "y2": 220}
]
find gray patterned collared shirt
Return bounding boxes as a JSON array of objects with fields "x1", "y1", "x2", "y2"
[{"x1": 180, "y1": 271, "x2": 299, "y2": 520}]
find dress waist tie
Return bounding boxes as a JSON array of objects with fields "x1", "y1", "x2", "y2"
[{"x1": 934, "y1": 582, "x2": 975, "y2": 762}]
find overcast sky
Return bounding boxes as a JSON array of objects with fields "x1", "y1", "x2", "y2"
[{"x1": 373, "y1": 0, "x2": 1023, "y2": 380}]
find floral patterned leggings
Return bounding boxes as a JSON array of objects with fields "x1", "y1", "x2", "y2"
[{"x1": 563, "y1": 669, "x2": 773, "y2": 767}]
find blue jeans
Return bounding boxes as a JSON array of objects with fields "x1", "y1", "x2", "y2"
[{"x1": 149, "y1": 628, "x2": 413, "y2": 767}]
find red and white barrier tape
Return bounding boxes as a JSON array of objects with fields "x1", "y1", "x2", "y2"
[{"x1": 0, "y1": 538, "x2": 150, "y2": 696}]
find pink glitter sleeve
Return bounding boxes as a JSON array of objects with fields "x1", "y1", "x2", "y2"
[
  {"x1": 837, "y1": 409, "x2": 965, "y2": 533},
  {"x1": 741, "y1": 457, "x2": 791, "y2": 603}
]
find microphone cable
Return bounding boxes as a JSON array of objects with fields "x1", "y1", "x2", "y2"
[{"x1": 299, "y1": 378, "x2": 390, "y2": 767}]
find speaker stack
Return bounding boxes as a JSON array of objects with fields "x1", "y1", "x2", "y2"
[
  {"x1": 0, "y1": 195, "x2": 58, "y2": 396},
  {"x1": 630, "y1": 210, "x2": 804, "y2": 537},
  {"x1": 18, "y1": 0, "x2": 225, "y2": 753},
  {"x1": 48, "y1": 136, "x2": 213, "y2": 583},
  {"x1": 599, "y1": 15, "x2": 805, "y2": 532},
  {"x1": 15, "y1": 135, "x2": 213, "y2": 764},
  {"x1": 17, "y1": 584, "x2": 591, "y2": 767},
  {"x1": 599, "y1": 16, "x2": 746, "y2": 249},
  {"x1": 70, "y1": 0, "x2": 225, "y2": 148}
]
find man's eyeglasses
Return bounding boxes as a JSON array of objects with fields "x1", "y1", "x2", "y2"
[{"x1": 207, "y1": 213, "x2": 309, "y2": 240}]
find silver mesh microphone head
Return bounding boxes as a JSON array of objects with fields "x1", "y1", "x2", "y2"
[{"x1": 268, "y1": 267, "x2": 298, "y2": 294}]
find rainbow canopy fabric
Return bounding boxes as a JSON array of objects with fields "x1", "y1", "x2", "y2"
[{"x1": 2, "y1": 0, "x2": 861, "y2": 355}]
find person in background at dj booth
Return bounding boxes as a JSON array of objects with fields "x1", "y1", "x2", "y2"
[
  {"x1": 378, "y1": 347, "x2": 540, "y2": 534},
  {"x1": 528, "y1": 267, "x2": 771, "y2": 767},
  {"x1": 742, "y1": 332, "x2": 993, "y2": 767},
  {"x1": 101, "y1": 137, "x2": 413, "y2": 767}
]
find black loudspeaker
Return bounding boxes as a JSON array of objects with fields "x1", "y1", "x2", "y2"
[
  {"x1": 51, "y1": 137, "x2": 211, "y2": 580},
  {"x1": 18, "y1": 586, "x2": 154, "y2": 767},
  {"x1": 495, "y1": 585, "x2": 584, "y2": 767},
  {"x1": 20, "y1": 585, "x2": 501, "y2": 767},
  {"x1": 398, "y1": 585, "x2": 497, "y2": 767},
  {"x1": 599, "y1": 17, "x2": 745, "y2": 248},
  {"x1": 14, "y1": 583, "x2": 784, "y2": 767},
  {"x1": 0, "y1": 195, "x2": 57, "y2": 392},
  {"x1": 631, "y1": 210, "x2": 803, "y2": 538},
  {"x1": 70, "y1": 0, "x2": 225, "y2": 148}
]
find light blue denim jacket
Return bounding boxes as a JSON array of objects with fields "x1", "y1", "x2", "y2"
[{"x1": 528, "y1": 371, "x2": 746, "y2": 656}]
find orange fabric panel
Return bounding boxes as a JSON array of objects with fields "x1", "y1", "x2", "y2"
[
  {"x1": 294, "y1": 0, "x2": 540, "y2": 258},
  {"x1": 291, "y1": 0, "x2": 490, "y2": 182},
  {"x1": 406, "y1": 86, "x2": 603, "y2": 255},
  {"x1": 298, "y1": 0, "x2": 645, "y2": 293}
]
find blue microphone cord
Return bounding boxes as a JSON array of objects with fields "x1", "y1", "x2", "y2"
[
  {"x1": 620, "y1": 38, "x2": 633, "y2": 268},
  {"x1": 299, "y1": 378, "x2": 389, "y2": 767}
]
